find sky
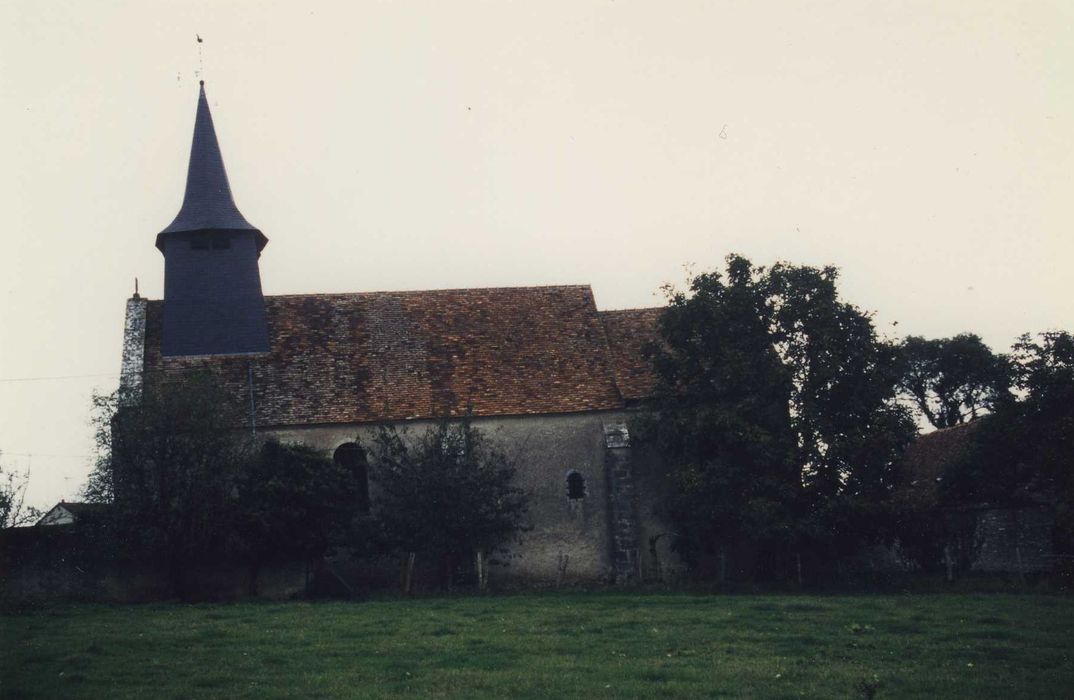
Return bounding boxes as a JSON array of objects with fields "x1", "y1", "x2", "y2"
[{"x1": 1, "y1": 0, "x2": 1071, "y2": 512}]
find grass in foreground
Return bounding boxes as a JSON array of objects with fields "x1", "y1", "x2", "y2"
[{"x1": 2, "y1": 592, "x2": 1072, "y2": 699}]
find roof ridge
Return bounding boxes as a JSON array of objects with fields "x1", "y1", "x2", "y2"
[
  {"x1": 919, "y1": 420, "x2": 983, "y2": 438},
  {"x1": 139, "y1": 284, "x2": 599, "y2": 305},
  {"x1": 590, "y1": 295, "x2": 626, "y2": 403},
  {"x1": 599, "y1": 306, "x2": 665, "y2": 314},
  {"x1": 264, "y1": 284, "x2": 595, "y2": 299}
]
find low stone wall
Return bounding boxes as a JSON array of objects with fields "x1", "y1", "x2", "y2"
[
  {"x1": 971, "y1": 506, "x2": 1054, "y2": 574},
  {"x1": 0, "y1": 526, "x2": 306, "y2": 603}
]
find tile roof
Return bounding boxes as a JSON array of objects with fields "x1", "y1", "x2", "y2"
[
  {"x1": 598, "y1": 308, "x2": 663, "y2": 402},
  {"x1": 896, "y1": 421, "x2": 980, "y2": 507},
  {"x1": 142, "y1": 286, "x2": 662, "y2": 427}
]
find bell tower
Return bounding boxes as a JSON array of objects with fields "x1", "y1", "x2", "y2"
[{"x1": 157, "y1": 81, "x2": 269, "y2": 357}]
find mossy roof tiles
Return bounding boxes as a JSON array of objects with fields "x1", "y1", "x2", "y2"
[{"x1": 142, "y1": 286, "x2": 661, "y2": 427}]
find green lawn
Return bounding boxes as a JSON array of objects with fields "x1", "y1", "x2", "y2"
[{"x1": 2, "y1": 593, "x2": 1071, "y2": 699}]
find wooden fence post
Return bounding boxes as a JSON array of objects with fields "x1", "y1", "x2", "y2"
[{"x1": 403, "y1": 552, "x2": 416, "y2": 595}]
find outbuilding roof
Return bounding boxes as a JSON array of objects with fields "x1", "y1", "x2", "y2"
[
  {"x1": 896, "y1": 421, "x2": 980, "y2": 507},
  {"x1": 598, "y1": 308, "x2": 664, "y2": 402},
  {"x1": 140, "y1": 286, "x2": 661, "y2": 427},
  {"x1": 35, "y1": 501, "x2": 110, "y2": 527}
]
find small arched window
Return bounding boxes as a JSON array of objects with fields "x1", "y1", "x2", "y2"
[
  {"x1": 567, "y1": 471, "x2": 586, "y2": 500},
  {"x1": 334, "y1": 442, "x2": 370, "y2": 512}
]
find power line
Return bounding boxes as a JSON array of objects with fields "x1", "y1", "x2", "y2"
[
  {"x1": 1, "y1": 452, "x2": 94, "y2": 459},
  {"x1": 0, "y1": 372, "x2": 122, "y2": 384},
  {"x1": 0, "y1": 365, "x2": 268, "y2": 384}
]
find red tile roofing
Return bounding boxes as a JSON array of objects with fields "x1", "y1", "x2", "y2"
[
  {"x1": 142, "y1": 286, "x2": 663, "y2": 427},
  {"x1": 896, "y1": 421, "x2": 980, "y2": 507},
  {"x1": 599, "y1": 308, "x2": 663, "y2": 402}
]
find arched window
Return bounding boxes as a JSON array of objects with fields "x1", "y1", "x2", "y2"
[
  {"x1": 566, "y1": 471, "x2": 586, "y2": 500},
  {"x1": 334, "y1": 442, "x2": 370, "y2": 512}
]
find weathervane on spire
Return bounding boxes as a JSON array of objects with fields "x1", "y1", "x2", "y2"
[{"x1": 195, "y1": 33, "x2": 204, "y2": 83}]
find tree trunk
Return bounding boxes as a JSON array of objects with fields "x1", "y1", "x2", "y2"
[
  {"x1": 944, "y1": 543, "x2": 955, "y2": 582},
  {"x1": 475, "y1": 549, "x2": 488, "y2": 591},
  {"x1": 719, "y1": 547, "x2": 727, "y2": 584},
  {"x1": 796, "y1": 552, "x2": 803, "y2": 586}
]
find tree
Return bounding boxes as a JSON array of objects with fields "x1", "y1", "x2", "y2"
[
  {"x1": 896, "y1": 334, "x2": 1010, "y2": 429},
  {"x1": 87, "y1": 374, "x2": 255, "y2": 597},
  {"x1": 638, "y1": 255, "x2": 916, "y2": 580},
  {"x1": 235, "y1": 439, "x2": 364, "y2": 593},
  {"x1": 637, "y1": 256, "x2": 801, "y2": 576},
  {"x1": 87, "y1": 374, "x2": 373, "y2": 598},
  {"x1": 0, "y1": 454, "x2": 41, "y2": 528},
  {"x1": 764, "y1": 262, "x2": 917, "y2": 566},
  {"x1": 363, "y1": 419, "x2": 528, "y2": 590},
  {"x1": 942, "y1": 331, "x2": 1074, "y2": 553}
]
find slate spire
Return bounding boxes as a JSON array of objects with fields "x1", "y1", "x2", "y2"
[
  {"x1": 158, "y1": 81, "x2": 270, "y2": 357},
  {"x1": 156, "y1": 81, "x2": 267, "y2": 252}
]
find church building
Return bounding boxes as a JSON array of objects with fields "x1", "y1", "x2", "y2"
[{"x1": 119, "y1": 83, "x2": 679, "y2": 585}]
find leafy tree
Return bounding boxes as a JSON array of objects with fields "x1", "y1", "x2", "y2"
[
  {"x1": 942, "y1": 331, "x2": 1074, "y2": 553},
  {"x1": 0, "y1": 454, "x2": 41, "y2": 528},
  {"x1": 87, "y1": 375, "x2": 373, "y2": 598},
  {"x1": 638, "y1": 256, "x2": 801, "y2": 575},
  {"x1": 764, "y1": 262, "x2": 917, "y2": 564},
  {"x1": 87, "y1": 374, "x2": 255, "y2": 597},
  {"x1": 235, "y1": 439, "x2": 364, "y2": 593},
  {"x1": 896, "y1": 334, "x2": 1010, "y2": 429},
  {"x1": 1012, "y1": 331, "x2": 1074, "y2": 408},
  {"x1": 363, "y1": 419, "x2": 528, "y2": 590},
  {"x1": 638, "y1": 255, "x2": 916, "y2": 580}
]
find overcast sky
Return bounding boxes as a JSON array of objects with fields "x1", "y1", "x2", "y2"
[{"x1": 1, "y1": 0, "x2": 1071, "y2": 512}]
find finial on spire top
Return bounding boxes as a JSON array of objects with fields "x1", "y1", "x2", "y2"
[{"x1": 195, "y1": 33, "x2": 205, "y2": 83}]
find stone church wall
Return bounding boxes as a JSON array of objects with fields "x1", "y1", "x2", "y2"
[
  {"x1": 269, "y1": 410, "x2": 681, "y2": 586},
  {"x1": 2, "y1": 411, "x2": 680, "y2": 601}
]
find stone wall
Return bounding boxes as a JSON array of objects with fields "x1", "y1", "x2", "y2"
[
  {"x1": 603, "y1": 422, "x2": 639, "y2": 584},
  {"x1": 119, "y1": 295, "x2": 147, "y2": 397},
  {"x1": 630, "y1": 444, "x2": 684, "y2": 583},
  {"x1": 2, "y1": 409, "x2": 680, "y2": 601},
  {"x1": 971, "y1": 506, "x2": 1054, "y2": 574},
  {"x1": 0, "y1": 527, "x2": 306, "y2": 603},
  {"x1": 270, "y1": 410, "x2": 681, "y2": 586}
]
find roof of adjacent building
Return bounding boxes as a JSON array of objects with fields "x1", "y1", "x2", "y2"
[
  {"x1": 55, "y1": 502, "x2": 109, "y2": 516},
  {"x1": 35, "y1": 501, "x2": 110, "y2": 526},
  {"x1": 598, "y1": 307, "x2": 664, "y2": 402},
  {"x1": 156, "y1": 83, "x2": 265, "y2": 251},
  {"x1": 896, "y1": 421, "x2": 980, "y2": 507},
  {"x1": 141, "y1": 286, "x2": 661, "y2": 428}
]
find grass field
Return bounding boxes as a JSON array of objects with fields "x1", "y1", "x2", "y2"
[{"x1": 2, "y1": 592, "x2": 1072, "y2": 699}]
